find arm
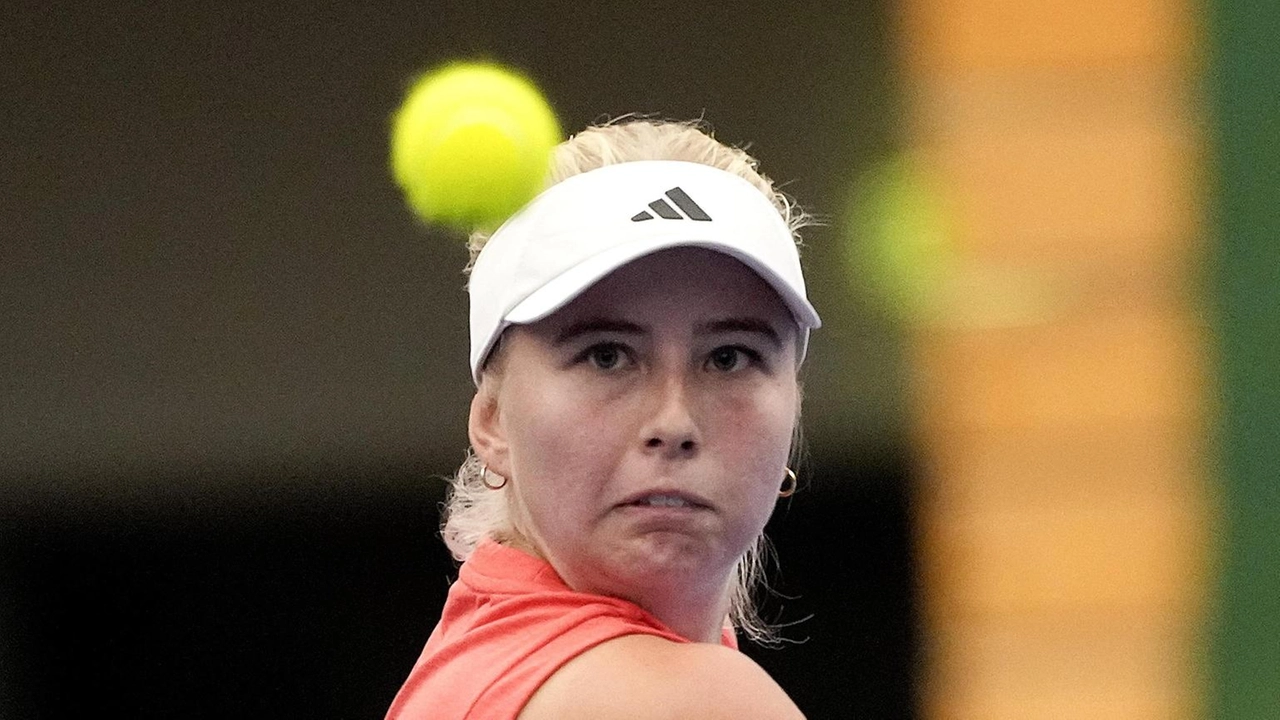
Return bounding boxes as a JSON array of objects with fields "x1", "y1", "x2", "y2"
[{"x1": 517, "y1": 634, "x2": 806, "y2": 720}]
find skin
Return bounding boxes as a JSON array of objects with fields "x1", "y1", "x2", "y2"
[
  {"x1": 470, "y1": 247, "x2": 805, "y2": 719},
  {"x1": 518, "y1": 635, "x2": 806, "y2": 720}
]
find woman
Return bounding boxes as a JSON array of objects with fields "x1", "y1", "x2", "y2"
[{"x1": 387, "y1": 119, "x2": 821, "y2": 720}]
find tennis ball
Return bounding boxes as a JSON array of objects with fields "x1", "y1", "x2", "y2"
[
  {"x1": 844, "y1": 154, "x2": 953, "y2": 323},
  {"x1": 390, "y1": 61, "x2": 561, "y2": 231}
]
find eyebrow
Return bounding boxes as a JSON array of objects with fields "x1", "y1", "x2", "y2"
[
  {"x1": 701, "y1": 317, "x2": 784, "y2": 350},
  {"x1": 553, "y1": 318, "x2": 646, "y2": 344},
  {"x1": 552, "y1": 316, "x2": 785, "y2": 350}
]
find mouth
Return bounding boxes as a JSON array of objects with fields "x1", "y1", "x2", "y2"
[{"x1": 620, "y1": 491, "x2": 711, "y2": 510}]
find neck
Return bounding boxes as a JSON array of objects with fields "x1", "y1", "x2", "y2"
[
  {"x1": 501, "y1": 536, "x2": 735, "y2": 643},
  {"x1": 630, "y1": 584, "x2": 733, "y2": 643},
  {"x1": 576, "y1": 558, "x2": 737, "y2": 643}
]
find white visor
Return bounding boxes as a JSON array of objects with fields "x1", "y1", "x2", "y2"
[{"x1": 468, "y1": 160, "x2": 821, "y2": 382}]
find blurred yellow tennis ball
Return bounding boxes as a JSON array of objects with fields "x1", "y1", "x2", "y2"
[
  {"x1": 390, "y1": 62, "x2": 561, "y2": 231},
  {"x1": 845, "y1": 154, "x2": 953, "y2": 322}
]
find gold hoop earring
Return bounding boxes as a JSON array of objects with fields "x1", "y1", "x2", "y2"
[
  {"x1": 480, "y1": 464, "x2": 507, "y2": 490},
  {"x1": 779, "y1": 467, "x2": 797, "y2": 498}
]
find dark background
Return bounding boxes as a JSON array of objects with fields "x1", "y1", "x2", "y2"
[{"x1": 2, "y1": 1, "x2": 917, "y2": 717}]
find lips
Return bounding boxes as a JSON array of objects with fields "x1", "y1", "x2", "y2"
[{"x1": 619, "y1": 490, "x2": 711, "y2": 509}]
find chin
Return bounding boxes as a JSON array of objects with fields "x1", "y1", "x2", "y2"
[{"x1": 608, "y1": 531, "x2": 735, "y2": 586}]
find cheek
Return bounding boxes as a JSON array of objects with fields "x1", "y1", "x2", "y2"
[
  {"x1": 714, "y1": 383, "x2": 798, "y2": 483},
  {"x1": 504, "y1": 381, "x2": 624, "y2": 493},
  {"x1": 507, "y1": 395, "x2": 572, "y2": 474}
]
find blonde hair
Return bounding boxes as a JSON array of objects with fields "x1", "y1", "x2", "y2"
[{"x1": 442, "y1": 118, "x2": 809, "y2": 645}]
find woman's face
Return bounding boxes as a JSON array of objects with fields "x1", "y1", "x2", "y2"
[{"x1": 470, "y1": 247, "x2": 800, "y2": 608}]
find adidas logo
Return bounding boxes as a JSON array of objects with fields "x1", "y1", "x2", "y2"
[{"x1": 630, "y1": 187, "x2": 712, "y2": 222}]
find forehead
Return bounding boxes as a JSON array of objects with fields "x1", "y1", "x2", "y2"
[{"x1": 546, "y1": 247, "x2": 795, "y2": 328}]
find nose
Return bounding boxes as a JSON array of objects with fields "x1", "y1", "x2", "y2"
[{"x1": 641, "y1": 372, "x2": 700, "y2": 457}]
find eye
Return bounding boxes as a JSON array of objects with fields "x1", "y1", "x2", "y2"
[
  {"x1": 706, "y1": 346, "x2": 758, "y2": 373},
  {"x1": 582, "y1": 342, "x2": 628, "y2": 370}
]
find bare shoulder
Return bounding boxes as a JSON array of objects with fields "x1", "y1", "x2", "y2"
[{"x1": 517, "y1": 634, "x2": 806, "y2": 720}]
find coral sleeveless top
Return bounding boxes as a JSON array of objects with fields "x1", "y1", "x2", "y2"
[{"x1": 385, "y1": 540, "x2": 737, "y2": 720}]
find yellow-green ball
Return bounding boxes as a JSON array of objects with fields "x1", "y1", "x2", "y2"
[{"x1": 390, "y1": 62, "x2": 561, "y2": 231}]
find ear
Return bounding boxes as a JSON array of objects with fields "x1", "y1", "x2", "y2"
[{"x1": 468, "y1": 386, "x2": 511, "y2": 479}]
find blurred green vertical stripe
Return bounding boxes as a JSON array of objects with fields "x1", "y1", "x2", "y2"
[{"x1": 1208, "y1": 0, "x2": 1280, "y2": 716}]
